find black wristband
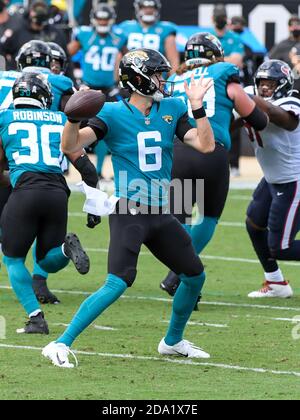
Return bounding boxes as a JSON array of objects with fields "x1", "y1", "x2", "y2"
[
  {"x1": 68, "y1": 118, "x2": 80, "y2": 124},
  {"x1": 192, "y1": 107, "x2": 206, "y2": 120}
]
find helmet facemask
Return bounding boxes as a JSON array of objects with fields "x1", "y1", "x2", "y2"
[{"x1": 134, "y1": 0, "x2": 161, "y2": 25}]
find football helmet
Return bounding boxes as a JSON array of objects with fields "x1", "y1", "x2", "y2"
[
  {"x1": 13, "y1": 72, "x2": 53, "y2": 109},
  {"x1": 16, "y1": 40, "x2": 52, "y2": 71},
  {"x1": 119, "y1": 48, "x2": 172, "y2": 101},
  {"x1": 134, "y1": 0, "x2": 161, "y2": 24},
  {"x1": 185, "y1": 32, "x2": 224, "y2": 66},
  {"x1": 90, "y1": 3, "x2": 116, "y2": 35},
  {"x1": 254, "y1": 59, "x2": 294, "y2": 101},
  {"x1": 48, "y1": 42, "x2": 67, "y2": 74}
]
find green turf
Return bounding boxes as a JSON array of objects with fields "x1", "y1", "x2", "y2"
[{"x1": 1, "y1": 190, "x2": 300, "y2": 400}]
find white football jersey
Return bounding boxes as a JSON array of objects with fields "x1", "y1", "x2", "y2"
[{"x1": 245, "y1": 95, "x2": 300, "y2": 184}]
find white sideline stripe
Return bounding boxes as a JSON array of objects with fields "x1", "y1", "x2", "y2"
[
  {"x1": 83, "y1": 248, "x2": 300, "y2": 267},
  {"x1": 0, "y1": 343, "x2": 300, "y2": 378},
  {"x1": 230, "y1": 195, "x2": 252, "y2": 201},
  {"x1": 68, "y1": 213, "x2": 245, "y2": 228},
  {"x1": 1, "y1": 285, "x2": 299, "y2": 312},
  {"x1": 161, "y1": 320, "x2": 228, "y2": 328},
  {"x1": 52, "y1": 323, "x2": 117, "y2": 331}
]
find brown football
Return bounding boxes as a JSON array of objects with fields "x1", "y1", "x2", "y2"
[{"x1": 64, "y1": 90, "x2": 106, "y2": 120}]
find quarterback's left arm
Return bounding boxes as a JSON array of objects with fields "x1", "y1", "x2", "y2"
[
  {"x1": 251, "y1": 95, "x2": 299, "y2": 131},
  {"x1": 164, "y1": 35, "x2": 180, "y2": 74},
  {"x1": 0, "y1": 141, "x2": 10, "y2": 188},
  {"x1": 181, "y1": 75, "x2": 215, "y2": 153}
]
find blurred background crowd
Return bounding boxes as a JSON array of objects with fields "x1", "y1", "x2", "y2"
[{"x1": 1, "y1": 0, "x2": 300, "y2": 177}]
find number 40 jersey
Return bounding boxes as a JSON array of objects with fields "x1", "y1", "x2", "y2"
[
  {"x1": 168, "y1": 62, "x2": 240, "y2": 150},
  {"x1": 0, "y1": 108, "x2": 67, "y2": 187}
]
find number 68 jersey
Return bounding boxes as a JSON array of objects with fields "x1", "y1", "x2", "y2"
[
  {"x1": 245, "y1": 96, "x2": 300, "y2": 184},
  {"x1": 168, "y1": 62, "x2": 240, "y2": 150},
  {"x1": 0, "y1": 108, "x2": 67, "y2": 187}
]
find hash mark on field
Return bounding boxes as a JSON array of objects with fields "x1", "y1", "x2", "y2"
[
  {"x1": 52, "y1": 323, "x2": 118, "y2": 331},
  {"x1": 1, "y1": 343, "x2": 300, "y2": 378},
  {"x1": 161, "y1": 320, "x2": 228, "y2": 328},
  {"x1": 1, "y1": 285, "x2": 300, "y2": 312}
]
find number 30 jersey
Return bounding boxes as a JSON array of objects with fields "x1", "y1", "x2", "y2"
[
  {"x1": 245, "y1": 95, "x2": 300, "y2": 184},
  {"x1": 168, "y1": 62, "x2": 240, "y2": 150},
  {"x1": 0, "y1": 109, "x2": 67, "y2": 187}
]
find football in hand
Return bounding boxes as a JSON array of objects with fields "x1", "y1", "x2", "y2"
[{"x1": 64, "y1": 90, "x2": 106, "y2": 121}]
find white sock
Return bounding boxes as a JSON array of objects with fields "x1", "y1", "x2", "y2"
[
  {"x1": 265, "y1": 269, "x2": 284, "y2": 283},
  {"x1": 29, "y1": 310, "x2": 42, "y2": 318}
]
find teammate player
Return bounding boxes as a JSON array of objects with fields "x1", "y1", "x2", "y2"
[
  {"x1": 42, "y1": 48, "x2": 215, "y2": 368},
  {"x1": 0, "y1": 40, "x2": 99, "y2": 305},
  {"x1": 68, "y1": 2, "x2": 127, "y2": 179},
  {"x1": 0, "y1": 73, "x2": 90, "y2": 334},
  {"x1": 119, "y1": 0, "x2": 179, "y2": 73},
  {"x1": 244, "y1": 60, "x2": 300, "y2": 298},
  {"x1": 160, "y1": 32, "x2": 268, "y2": 299}
]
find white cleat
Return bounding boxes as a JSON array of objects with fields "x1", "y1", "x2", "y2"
[
  {"x1": 42, "y1": 342, "x2": 78, "y2": 368},
  {"x1": 248, "y1": 281, "x2": 293, "y2": 299},
  {"x1": 158, "y1": 338, "x2": 210, "y2": 359}
]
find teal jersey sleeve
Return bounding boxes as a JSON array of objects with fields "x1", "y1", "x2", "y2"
[
  {"x1": 75, "y1": 26, "x2": 126, "y2": 89},
  {"x1": 0, "y1": 70, "x2": 21, "y2": 110},
  {"x1": 119, "y1": 20, "x2": 177, "y2": 55},
  {"x1": 94, "y1": 98, "x2": 187, "y2": 206},
  {"x1": 48, "y1": 73, "x2": 75, "y2": 111},
  {"x1": 0, "y1": 109, "x2": 67, "y2": 187},
  {"x1": 170, "y1": 62, "x2": 239, "y2": 150}
]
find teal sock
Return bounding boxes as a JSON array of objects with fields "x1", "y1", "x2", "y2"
[
  {"x1": 57, "y1": 274, "x2": 128, "y2": 347},
  {"x1": 191, "y1": 216, "x2": 218, "y2": 255},
  {"x1": 3, "y1": 256, "x2": 40, "y2": 316},
  {"x1": 38, "y1": 246, "x2": 69, "y2": 273},
  {"x1": 165, "y1": 272, "x2": 206, "y2": 346},
  {"x1": 32, "y1": 242, "x2": 48, "y2": 279},
  {"x1": 95, "y1": 141, "x2": 108, "y2": 175}
]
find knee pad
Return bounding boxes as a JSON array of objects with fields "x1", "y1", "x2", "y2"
[
  {"x1": 182, "y1": 258, "x2": 204, "y2": 278},
  {"x1": 111, "y1": 268, "x2": 137, "y2": 288}
]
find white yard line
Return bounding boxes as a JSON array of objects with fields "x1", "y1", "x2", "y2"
[
  {"x1": 0, "y1": 343, "x2": 300, "y2": 378},
  {"x1": 1, "y1": 285, "x2": 300, "y2": 312},
  {"x1": 160, "y1": 320, "x2": 228, "y2": 328}
]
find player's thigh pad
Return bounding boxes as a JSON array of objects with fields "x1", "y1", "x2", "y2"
[
  {"x1": 146, "y1": 216, "x2": 204, "y2": 277},
  {"x1": 247, "y1": 178, "x2": 272, "y2": 227},
  {"x1": 268, "y1": 181, "x2": 300, "y2": 251},
  {"x1": 108, "y1": 213, "x2": 146, "y2": 286},
  {"x1": 1, "y1": 190, "x2": 39, "y2": 257}
]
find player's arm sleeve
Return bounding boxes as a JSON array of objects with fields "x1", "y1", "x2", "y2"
[
  {"x1": 175, "y1": 112, "x2": 194, "y2": 141},
  {"x1": 87, "y1": 117, "x2": 108, "y2": 142},
  {"x1": 252, "y1": 96, "x2": 299, "y2": 131},
  {"x1": 69, "y1": 151, "x2": 98, "y2": 188}
]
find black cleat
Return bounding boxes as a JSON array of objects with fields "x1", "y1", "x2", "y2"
[
  {"x1": 64, "y1": 233, "x2": 90, "y2": 275},
  {"x1": 17, "y1": 312, "x2": 49, "y2": 335},
  {"x1": 193, "y1": 294, "x2": 202, "y2": 312},
  {"x1": 32, "y1": 275, "x2": 60, "y2": 305},
  {"x1": 160, "y1": 272, "x2": 181, "y2": 297}
]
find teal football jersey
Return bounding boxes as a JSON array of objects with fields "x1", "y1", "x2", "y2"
[
  {"x1": 94, "y1": 98, "x2": 187, "y2": 206},
  {"x1": 0, "y1": 68, "x2": 74, "y2": 111},
  {"x1": 118, "y1": 20, "x2": 177, "y2": 55},
  {"x1": 168, "y1": 62, "x2": 240, "y2": 150},
  {"x1": 74, "y1": 26, "x2": 127, "y2": 88},
  {"x1": 0, "y1": 109, "x2": 67, "y2": 187}
]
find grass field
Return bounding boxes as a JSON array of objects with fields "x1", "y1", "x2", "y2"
[{"x1": 1, "y1": 190, "x2": 300, "y2": 400}]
